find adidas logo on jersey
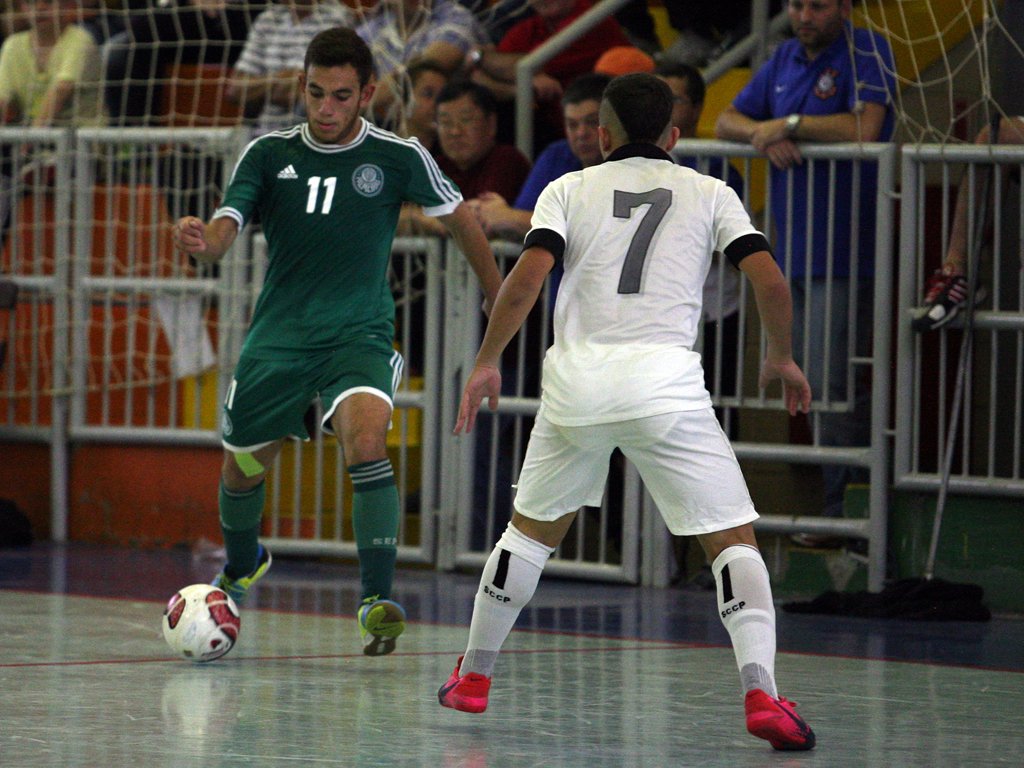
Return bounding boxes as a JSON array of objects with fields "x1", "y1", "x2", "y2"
[{"x1": 277, "y1": 164, "x2": 298, "y2": 179}]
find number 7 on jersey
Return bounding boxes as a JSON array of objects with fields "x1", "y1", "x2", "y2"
[{"x1": 614, "y1": 188, "x2": 672, "y2": 294}]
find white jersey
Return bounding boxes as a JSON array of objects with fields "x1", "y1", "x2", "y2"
[{"x1": 529, "y1": 144, "x2": 763, "y2": 426}]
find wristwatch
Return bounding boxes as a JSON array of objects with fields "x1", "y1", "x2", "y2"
[{"x1": 785, "y1": 113, "x2": 802, "y2": 137}]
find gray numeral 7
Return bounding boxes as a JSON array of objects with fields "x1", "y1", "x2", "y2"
[{"x1": 613, "y1": 188, "x2": 672, "y2": 294}]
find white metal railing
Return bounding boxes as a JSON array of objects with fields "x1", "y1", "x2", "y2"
[
  {"x1": 896, "y1": 143, "x2": 1024, "y2": 496},
  {"x1": 16, "y1": 130, "x2": 1023, "y2": 592}
]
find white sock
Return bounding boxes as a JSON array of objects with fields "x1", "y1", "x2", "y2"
[
  {"x1": 711, "y1": 544, "x2": 778, "y2": 698},
  {"x1": 460, "y1": 523, "x2": 554, "y2": 678}
]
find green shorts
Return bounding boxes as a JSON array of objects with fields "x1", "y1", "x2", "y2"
[{"x1": 221, "y1": 335, "x2": 404, "y2": 451}]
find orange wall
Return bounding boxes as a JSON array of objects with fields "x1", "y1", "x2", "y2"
[
  {"x1": 0, "y1": 442, "x2": 223, "y2": 546},
  {"x1": 0, "y1": 443, "x2": 51, "y2": 540}
]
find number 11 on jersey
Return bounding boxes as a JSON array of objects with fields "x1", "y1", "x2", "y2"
[{"x1": 306, "y1": 176, "x2": 337, "y2": 214}]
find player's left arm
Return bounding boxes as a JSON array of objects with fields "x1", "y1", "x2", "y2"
[
  {"x1": 439, "y1": 202, "x2": 504, "y2": 312},
  {"x1": 738, "y1": 249, "x2": 811, "y2": 416},
  {"x1": 453, "y1": 244, "x2": 554, "y2": 434}
]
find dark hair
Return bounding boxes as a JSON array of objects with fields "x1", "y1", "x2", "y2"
[
  {"x1": 407, "y1": 58, "x2": 448, "y2": 88},
  {"x1": 602, "y1": 73, "x2": 673, "y2": 143},
  {"x1": 562, "y1": 72, "x2": 611, "y2": 108},
  {"x1": 653, "y1": 61, "x2": 705, "y2": 105},
  {"x1": 436, "y1": 79, "x2": 498, "y2": 116},
  {"x1": 304, "y1": 27, "x2": 374, "y2": 86}
]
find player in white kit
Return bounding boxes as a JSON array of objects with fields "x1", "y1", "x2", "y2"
[{"x1": 437, "y1": 72, "x2": 816, "y2": 751}]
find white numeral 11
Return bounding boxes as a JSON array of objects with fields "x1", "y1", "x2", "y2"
[{"x1": 306, "y1": 176, "x2": 337, "y2": 214}]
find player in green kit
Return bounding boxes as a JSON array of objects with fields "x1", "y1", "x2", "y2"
[{"x1": 172, "y1": 26, "x2": 503, "y2": 656}]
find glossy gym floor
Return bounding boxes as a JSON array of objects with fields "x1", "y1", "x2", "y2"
[{"x1": 1, "y1": 543, "x2": 1022, "y2": 767}]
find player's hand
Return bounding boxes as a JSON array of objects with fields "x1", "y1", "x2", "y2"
[
  {"x1": 758, "y1": 356, "x2": 811, "y2": 416},
  {"x1": 454, "y1": 363, "x2": 501, "y2": 434},
  {"x1": 172, "y1": 216, "x2": 208, "y2": 255}
]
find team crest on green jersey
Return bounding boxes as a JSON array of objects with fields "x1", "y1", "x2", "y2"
[{"x1": 352, "y1": 164, "x2": 384, "y2": 197}]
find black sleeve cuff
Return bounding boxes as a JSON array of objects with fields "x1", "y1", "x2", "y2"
[
  {"x1": 522, "y1": 228, "x2": 566, "y2": 264},
  {"x1": 724, "y1": 233, "x2": 772, "y2": 268}
]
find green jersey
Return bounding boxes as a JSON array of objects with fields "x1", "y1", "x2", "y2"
[{"x1": 215, "y1": 119, "x2": 462, "y2": 358}]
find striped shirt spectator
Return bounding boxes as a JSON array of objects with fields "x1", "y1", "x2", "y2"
[
  {"x1": 230, "y1": 0, "x2": 355, "y2": 135},
  {"x1": 356, "y1": 0, "x2": 488, "y2": 81}
]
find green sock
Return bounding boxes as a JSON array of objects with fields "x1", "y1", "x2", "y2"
[
  {"x1": 350, "y1": 459, "x2": 399, "y2": 602},
  {"x1": 219, "y1": 481, "x2": 265, "y2": 579}
]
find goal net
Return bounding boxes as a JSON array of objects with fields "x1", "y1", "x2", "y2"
[{"x1": 1, "y1": 0, "x2": 1021, "y2": 430}]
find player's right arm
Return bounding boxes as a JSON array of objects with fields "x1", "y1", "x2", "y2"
[
  {"x1": 454, "y1": 243, "x2": 554, "y2": 434},
  {"x1": 172, "y1": 216, "x2": 239, "y2": 264},
  {"x1": 439, "y1": 202, "x2": 504, "y2": 313},
  {"x1": 739, "y1": 250, "x2": 811, "y2": 416}
]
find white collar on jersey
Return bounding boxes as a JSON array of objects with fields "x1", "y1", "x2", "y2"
[
  {"x1": 300, "y1": 118, "x2": 370, "y2": 152},
  {"x1": 605, "y1": 142, "x2": 675, "y2": 164}
]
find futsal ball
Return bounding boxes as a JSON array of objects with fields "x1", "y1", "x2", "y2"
[{"x1": 162, "y1": 584, "x2": 241, "y2": 662}]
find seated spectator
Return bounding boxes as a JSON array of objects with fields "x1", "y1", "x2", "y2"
[
  {"x1": 356, "y1": 0, "x2": 488, "y2": 126},
  {"x1": 436, "y1": 79, "x2": 531, "y2": 202},
  {"x1": 399, "y1": 79, "x2": 530, "y2": 236},
  {"x1": 470, "y1": 71, "x2": 607, "y2": 242},
  {"x1": 0, "y1": 0, "x2": 105, "y2": 240},
  {"x1": 104, "y1": 0, "x2": 264, "y2": 126},
  {"x1": 465, "y1": 0, "x2": 630, "y2": 149},
  {"x1": 226, "y1": 0, "x2": 353, "y2": 136},
  {"x1": 0, "y1": 0, "x2": 106, "y2": 128},
  {"x1": 399, "y1": 57, "x2": 449, "y2": 154},
  {"x1": 913, "y1": 115, "x2": 1024, "y2": 331}
]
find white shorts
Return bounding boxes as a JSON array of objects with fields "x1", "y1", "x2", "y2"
[{"x1": 512, "y1": 407, "x2": 759, "y2": 536}]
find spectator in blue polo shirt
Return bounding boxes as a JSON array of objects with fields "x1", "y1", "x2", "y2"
[{"x1": 715, "y1": 0, "x2": 895, "y2": 542}]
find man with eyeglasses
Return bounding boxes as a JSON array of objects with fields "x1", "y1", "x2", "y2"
[
  {"x1": 469, "y1": 72, "x2": 610, "y2": 243},
  {"x1": 435, "y1": 79, "x2": 531, "y2": 202}
]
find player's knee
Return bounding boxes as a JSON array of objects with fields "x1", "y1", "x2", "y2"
[
  {"x1": 222, "y1": 451, "x2": 267, "y2": 489},
  {"x1": 340, "y1": 429, "x2": 388, "y2": 464}
]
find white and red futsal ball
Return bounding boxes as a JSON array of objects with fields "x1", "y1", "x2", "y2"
[{"x1": 162, "y1": 584, "x2": 240, "y2": 662}]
